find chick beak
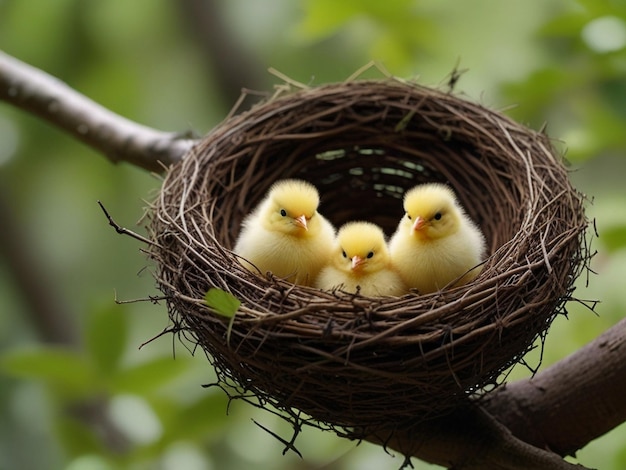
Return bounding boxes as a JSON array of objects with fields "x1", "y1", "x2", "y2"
[
  {"x1": 351, "y1": 255, "x2": 364, "y2": 270},
  {"x1": 294, "y1": 214, "x2": 308, "y2": 231},
  {"x1": 412, "y1": 216, "x2": 425, "y2": 232}
]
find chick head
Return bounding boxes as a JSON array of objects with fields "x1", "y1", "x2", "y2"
[
  {"x1": 402, "y1": 183, "x2": 462, "y2": 241},
  {"x1": 262, "y1": 179, "x2": 321, "y2": 236},
  {"x1": 334, "y1": 222, "x2": 389, "y2": 275}
]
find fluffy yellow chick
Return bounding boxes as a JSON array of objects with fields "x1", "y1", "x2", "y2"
[
  {"x1": 315, "y1": 221, "x2": 407, "y2": 297},
  {"x1": 233, "y1": 179, "x2": 335, "y2": 286},
  {"x1": 388, "y1": 183, "x2": 486, "y2": 294}
]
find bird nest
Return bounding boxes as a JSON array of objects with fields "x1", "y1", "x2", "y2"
[{"x1": 147, "y1": 79, "x2": 589, "y2": 439}]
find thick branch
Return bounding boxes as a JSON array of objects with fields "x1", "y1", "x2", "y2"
[
  {"x1": 484, "y1": 316, "x2": 626, "y2": 457},
  {"x1": 0, "y1": 51, "x2": 196, "y2": 172},
  {"x1": 368, "y1": 319, "x2": 626, "y2": 468},
  {"x1": 368, "y1": 405, "x2": 590, "y2": 470}
]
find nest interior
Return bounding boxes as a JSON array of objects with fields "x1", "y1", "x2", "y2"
[{"x1": 148, "y1": 79, "x2": 588, "y2": 437}]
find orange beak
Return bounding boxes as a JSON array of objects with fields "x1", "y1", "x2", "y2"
[
  {"x1": 351, "y1": 255, "x2": 364, "y2": 270},
  {"x1": 295, "y1": 214, "x2": 308, "y2": 231},
  {"x1": 412, "y1": 216, "x2": 425, "y2": 232}
]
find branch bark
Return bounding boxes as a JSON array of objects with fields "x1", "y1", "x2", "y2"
[
  {"x1": 484, "y1": 316, "x2": 626, "y2": 458},
  {"x1": 368, "y1": 405, "x2": 591, "y2": 470},
  {"x1": 368, "y1": 319, "x2": 626, "y2": 469},
  {"x1": 0, "y1": 51, "x2": 196, "y2": 172}
]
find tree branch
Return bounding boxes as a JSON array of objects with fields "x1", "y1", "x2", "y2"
[
  {"x1": 368, "y1": 319, "x2": 626, "y2": 469},
  {"x1": 368, "y1": 405, "x2": 591, "y2": 470},
  {"x1": 0, "y1": 51, "x2": 196, "y2": 172},
  {"x1": 484, "y1": 316, "x2": 626, "y2": 458}
]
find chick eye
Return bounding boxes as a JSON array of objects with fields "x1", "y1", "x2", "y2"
[
  {"x1": 280, "y1": 209, "x2": 287, "y2": 217},
  {"x1": 406, "y1": 213, "x2": 412, "y2": 220},
  {"x1": 434, "y1": 212, "x2": 442, "y2": 220},
  {"x1": 342, "y1": 250, "x2": 347, "y2": 258},
  {"x1": 366, "y1": 251, "x2": 374, "y2": 259}
]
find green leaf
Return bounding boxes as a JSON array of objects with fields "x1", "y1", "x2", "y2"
[
  {"x1": 205, "y1": 288, "x2": 241, "y2": 346},
  {"x1": 85, "y1": 304, "x2": 128, "y2": 376},
  {"x1": 111, "y1": 356, "x2": 191, "y2": 395},
  {"x1": 204, "y1": 288, "x2": 240, "y2": 318},
  {"x1": 1, "y1": 346, "x2": 95, "y2": 395}
]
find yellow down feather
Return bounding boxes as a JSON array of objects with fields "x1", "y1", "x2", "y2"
[
  {"x1": 233, "y1": 179, "x2": 335, "y2": 286},
  {"x1": 389, "y1": 183, "x2": 486, "y2": 294},
  {"x1": 316, "y1": 221, "x2": 407, "y2": 297}
]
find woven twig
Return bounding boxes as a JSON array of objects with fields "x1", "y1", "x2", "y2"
[{"x1": 147, "y1": 79, "x2": 589, "y2": 438}]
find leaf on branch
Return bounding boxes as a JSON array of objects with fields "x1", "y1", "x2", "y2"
[
  {"x1": 204, "y1": 288, "x2": 240, "y2": 318},
  {"x1": 204, "y1": 288, "x2": 241, "y2": 346}
]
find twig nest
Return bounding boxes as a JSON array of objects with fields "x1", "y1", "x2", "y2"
[{"x1": 148, "y1": 79, "x2": 588, "y2": 436}]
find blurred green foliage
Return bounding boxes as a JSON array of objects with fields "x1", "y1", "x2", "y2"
[{"x1": 1, "y1": 0, "x2": 626, "y2": 469}]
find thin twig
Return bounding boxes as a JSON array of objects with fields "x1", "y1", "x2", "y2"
[
  {"x1": 97, "y1": 200, "x2": 157, "y2": 246},
  {"x1": 251, "y1": 419, "x2": 303, "y2": 458}
]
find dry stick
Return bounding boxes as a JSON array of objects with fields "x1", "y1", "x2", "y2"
[
  {"x1": 97, "y1": 200, "x2": 157, "y2": 246},
  {"x1": 0, "y1": 51, "x2": 196, "y2": 172}
]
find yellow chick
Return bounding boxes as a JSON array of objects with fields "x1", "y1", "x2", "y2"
[
  {"x1": 315, "y1": 221, "x2": 407, "y2": 297},
  {"x1": 388, "y1": 183, "x2": 486, "y2": 294},
  {"x1": 233, "y1": 179, "x2": 335, "y2": 286}
]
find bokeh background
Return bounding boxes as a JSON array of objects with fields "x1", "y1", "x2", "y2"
[{"x1": 1, "y1": 1, "x2": 626, "y2": 469}]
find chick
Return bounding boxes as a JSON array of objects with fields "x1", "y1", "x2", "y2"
[
  {"x1": 315, "y1": 221, "x2": 407, "y2": 297},
  {"x1": 388, "y1": 183, "x2": 486, "y2": 294},
  {"x1": 233, "y1": 179, "x2": 335, "y2": 286}
]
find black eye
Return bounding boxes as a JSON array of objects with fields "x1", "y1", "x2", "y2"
[
  {"x1": 342, "y1": 250, "x2": 347, "y2": 258},
  {"x1": 406, "y1": 213, "x2": 412, "y2": 220},
  {"x1": 367, "y1": 251, "x2": 374, "y2": 259},
  {"x1": 280, "y1": 209, "x2": 287, "y2": 217},
  {"x1": 434, "y1": 212, "x2": 442, "y2": 220}
]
